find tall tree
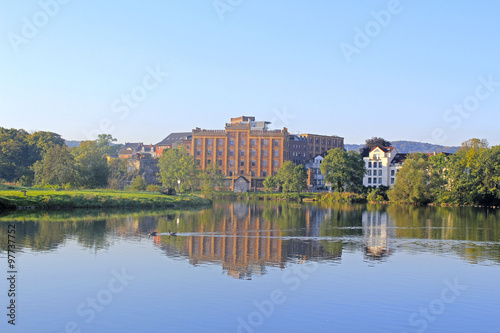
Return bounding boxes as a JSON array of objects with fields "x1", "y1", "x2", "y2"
[
  {"x1": 360, "y1": 137, "x2": 392, "y2": 157},
  {"x1": 32, "y1": 145, "x2": 77, "y2": 186},
  {"x1": 0, "y1": 128, "x2": 31, "y2": 181},
  {"x1": 274, "y1": 161, "x2": 308, "y2": 194},
  {"x1": 263, "y1": 175, "x2": 278, "y2": 193},
  {"x1": 387, "y1": 153, "x2": 437, "y2": 204},
  {"x1": 200, "y1": 164, "x2": 224, "y2": 197},
  {"x1": 107, "y1": 158, "x2": 129, "y2": 189},
  {"x1": 96, "y1": 134, "x2": 120, "y2": 156},
  {"x1": 320, "y1": 148, "x2": 366, "y2": 192},
  {"x1": 291, "y1": 164, "x2": 308, "y2": 193},
  {"x1": 73, "y1": 141, "x2": 109, "y2": 188},
  {"x1": 157, "y1": 147, "x2": 199, "y2": 192},
  {"x1": 442, "y1": 138, "x2": 499, "y2": 206},
  {"x1": 27, "y1": 131, "x2": 65, "y2": 161}
]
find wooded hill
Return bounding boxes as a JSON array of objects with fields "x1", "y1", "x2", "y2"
[{"x1": 345, "y1": 141, "x2": 459, "y2": 154}]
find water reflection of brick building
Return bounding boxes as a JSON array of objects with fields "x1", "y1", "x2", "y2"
[
  {"x1": 160, "y1": 203, "x2": 342, "y2": 279},
  {"x1": 184, "y1": 203, "x2": 284, "y2": 279}
]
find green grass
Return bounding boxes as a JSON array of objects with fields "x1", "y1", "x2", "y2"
[{"x1": 0, "y1": 186, "x2": 211, "y2": 210}]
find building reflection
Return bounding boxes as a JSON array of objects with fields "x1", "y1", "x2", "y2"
[
  {"x1": 154, "y1": 203, "x2": 341, "y2": 279},
  {"x1": 362, "y1": 210, "x2": 395, "y2": 260}
]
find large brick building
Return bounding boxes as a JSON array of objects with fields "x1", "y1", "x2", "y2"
[{"x1": 178, "y1": 116, "x2": 344, "y2": 190}]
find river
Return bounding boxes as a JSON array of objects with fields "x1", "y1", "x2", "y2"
[{"x1": 0, "y1": 202, "x2": 499, "y2": 332}]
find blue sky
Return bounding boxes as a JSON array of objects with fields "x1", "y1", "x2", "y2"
[{"x1": 1, "y1": 1, "x2": 499, "y2": 146}]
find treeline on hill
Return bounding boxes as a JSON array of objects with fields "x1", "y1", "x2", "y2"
[
  {"x1": 388, "y1": 139, "x2": 500, "y2": 206},
  {"x1": 0, "y1": 128, "x2": 133, "y2": 189},
  {"x1": 345, "y1": 141, "x2": 460, "y2": 154}
]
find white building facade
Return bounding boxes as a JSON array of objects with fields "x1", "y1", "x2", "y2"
[{"x1": 363, "y1": 147, "x2": 406, "y2": 188}]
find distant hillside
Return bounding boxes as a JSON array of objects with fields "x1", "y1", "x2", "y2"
[
  {"x1": 65, "y1": 140, "x2": 81, "y2": 147},
  {"x1": 65, "y1": 140, "x2": 120, "y2": 148},
  {"x1": 345, "y1": 141, "x2": 460, "y2": 154}
]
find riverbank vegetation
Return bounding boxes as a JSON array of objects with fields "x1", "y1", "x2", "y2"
[
  {"x1": 0, "y1": 186, "x2": 211, "y2": 210},
  {"x1": 388, "y1": 139, "x2": 500, "y2": 207}
]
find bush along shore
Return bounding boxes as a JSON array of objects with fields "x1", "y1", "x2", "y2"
[
  {"x1": 0, "y1": 186, "x2": 211, "y2": 210},
  {"x1": 211, "y1": 191, "x2": 367, "y2": 203}
]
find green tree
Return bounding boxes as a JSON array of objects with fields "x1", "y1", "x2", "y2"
[
  {"x1": 130, "y1": 175, "x2": 147, "y2": 191},
  {"x1": 27, "y1": 131, "x2": 65, "y2": 161},
  {"x1": 275, "y1": 161, "x2": 297, "y2": 193},
  {"x1": 320, "y1": 149, "x2": 365, "y2": 192},
  {"x1": 387, "y1": 153, "x2": 437, "y2": 204},
  {"x1": 96, "y1": 134, "x2": 120, "y2": 156},
  {"x1": 0, "y1": 128, "x2": 31, "y2": 181},
  {"x1": 200, "y1": 164, "x2": 224, "y2": 198},
  {"x1": 360, "y1": 137, "x2": 392, "y2": 157},
  {"x1": 263, "y1": 175, "x2": 278, "y2": 192},
  {"x1": 73, "y1": 141, "x2": 109, "y2": 188},
  {"x1": 272, "y1": 162, "x2": 308, "y2": 194},
  {"x1": 157, "y1": 147, "x2": 199, "y2": 192},
  {"x1": 32, "y1": 145, "x2": 77, "y2": 186},
  {"x1": 291, "y1": 164, "x2": 307, "y2": 193},
  {"x1": 107, "y1": 158, "x2": 129, "y2": 189},
  {"x1": 0, "y1": 128, "x2": 67, "y2": 182},
  {"x1": 442, "y1": 139, "x2": 500, "y2": 206}
]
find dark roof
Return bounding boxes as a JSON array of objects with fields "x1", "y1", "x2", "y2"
[
  {"x1": 156, "y1": 132, "x2": 192, "y2": 146},
  {"x1": 122, "y1": 142, "x2": 141, "y2": 150},
  {"x1": 289, "y1": 134, "x2": 307, "y2": 142},
  {"x1": 234, "y1": 176, "x2": 250, "y2": 183},
  {"x1": 391, "y1": 153, "x2": 408, "y2": 164}
]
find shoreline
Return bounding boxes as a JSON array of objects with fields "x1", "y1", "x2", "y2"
[{"x1": 0, "y1": 188, "x2": 211, "y2": 211}]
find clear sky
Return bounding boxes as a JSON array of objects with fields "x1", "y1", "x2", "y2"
[{"x1": 1, "y1": 1, "x2": 499, "y2": 146}]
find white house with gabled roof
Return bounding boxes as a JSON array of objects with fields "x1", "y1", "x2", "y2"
[{"x1": 363, "y1": 146, "x2": 407, "y2": 188}]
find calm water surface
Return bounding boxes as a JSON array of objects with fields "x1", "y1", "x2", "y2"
[{"x1": 0, "y1": 202, "x2": 499, "y2": 333}]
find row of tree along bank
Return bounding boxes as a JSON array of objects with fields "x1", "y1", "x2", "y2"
[
  {"x1": 259, "y1": 138, "x2": 500, "y2": 207},
  {"x1": 1, "y1": 127, "x2": 498, "y2": 207}
]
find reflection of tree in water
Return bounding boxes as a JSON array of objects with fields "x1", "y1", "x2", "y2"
[
  {"x1": 386, "y1": 205, "x2": 500, "y2": 265},
  {"x1": 0, "y1": 219, "x2": 109, "y2": 252},
  {"x1": 1, "y1": 203, "x2": 498, "y2": 271}
]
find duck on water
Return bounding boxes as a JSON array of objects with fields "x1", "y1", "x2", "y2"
[{"x1": 148, "y1": 230, "x2": 177, "y2": 237}]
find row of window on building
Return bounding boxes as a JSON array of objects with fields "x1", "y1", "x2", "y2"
[
  {"x1": 196, "y1": 138, "x2": 280, "y2": 147},
  {"x1": 196, "y1": 159, "x2": 280, "y2": 167},
  {"x1": 309, "y1": 138, "x2": 339, "y2": 146},
  {"x1": 196, "y1": 149, "x2": 280, "y2": 157},
  {"x1": 367, "y1": 161, "x2": 383, "y2": 168},
  {"x1": 367, "y1": 177, "x2": 396, "y2": 185},
  {"x1": 366, "y1": 170, "x2": 397, "y2": 176},
  {"x1": 228, "y1": 170, "x2": 274, "y2": 177}
]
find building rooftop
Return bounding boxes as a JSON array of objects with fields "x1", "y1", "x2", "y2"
[
  {"x1": 155, "y1": 132, "x2": 192, "y2": 146},
  {"x1": 370, "y1": 146, "x2": 395, "y2": 153}
]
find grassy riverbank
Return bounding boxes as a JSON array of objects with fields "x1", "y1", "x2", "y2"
[{"x1": 0, "y1": 185, "x2": 211, "y2": 210}]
